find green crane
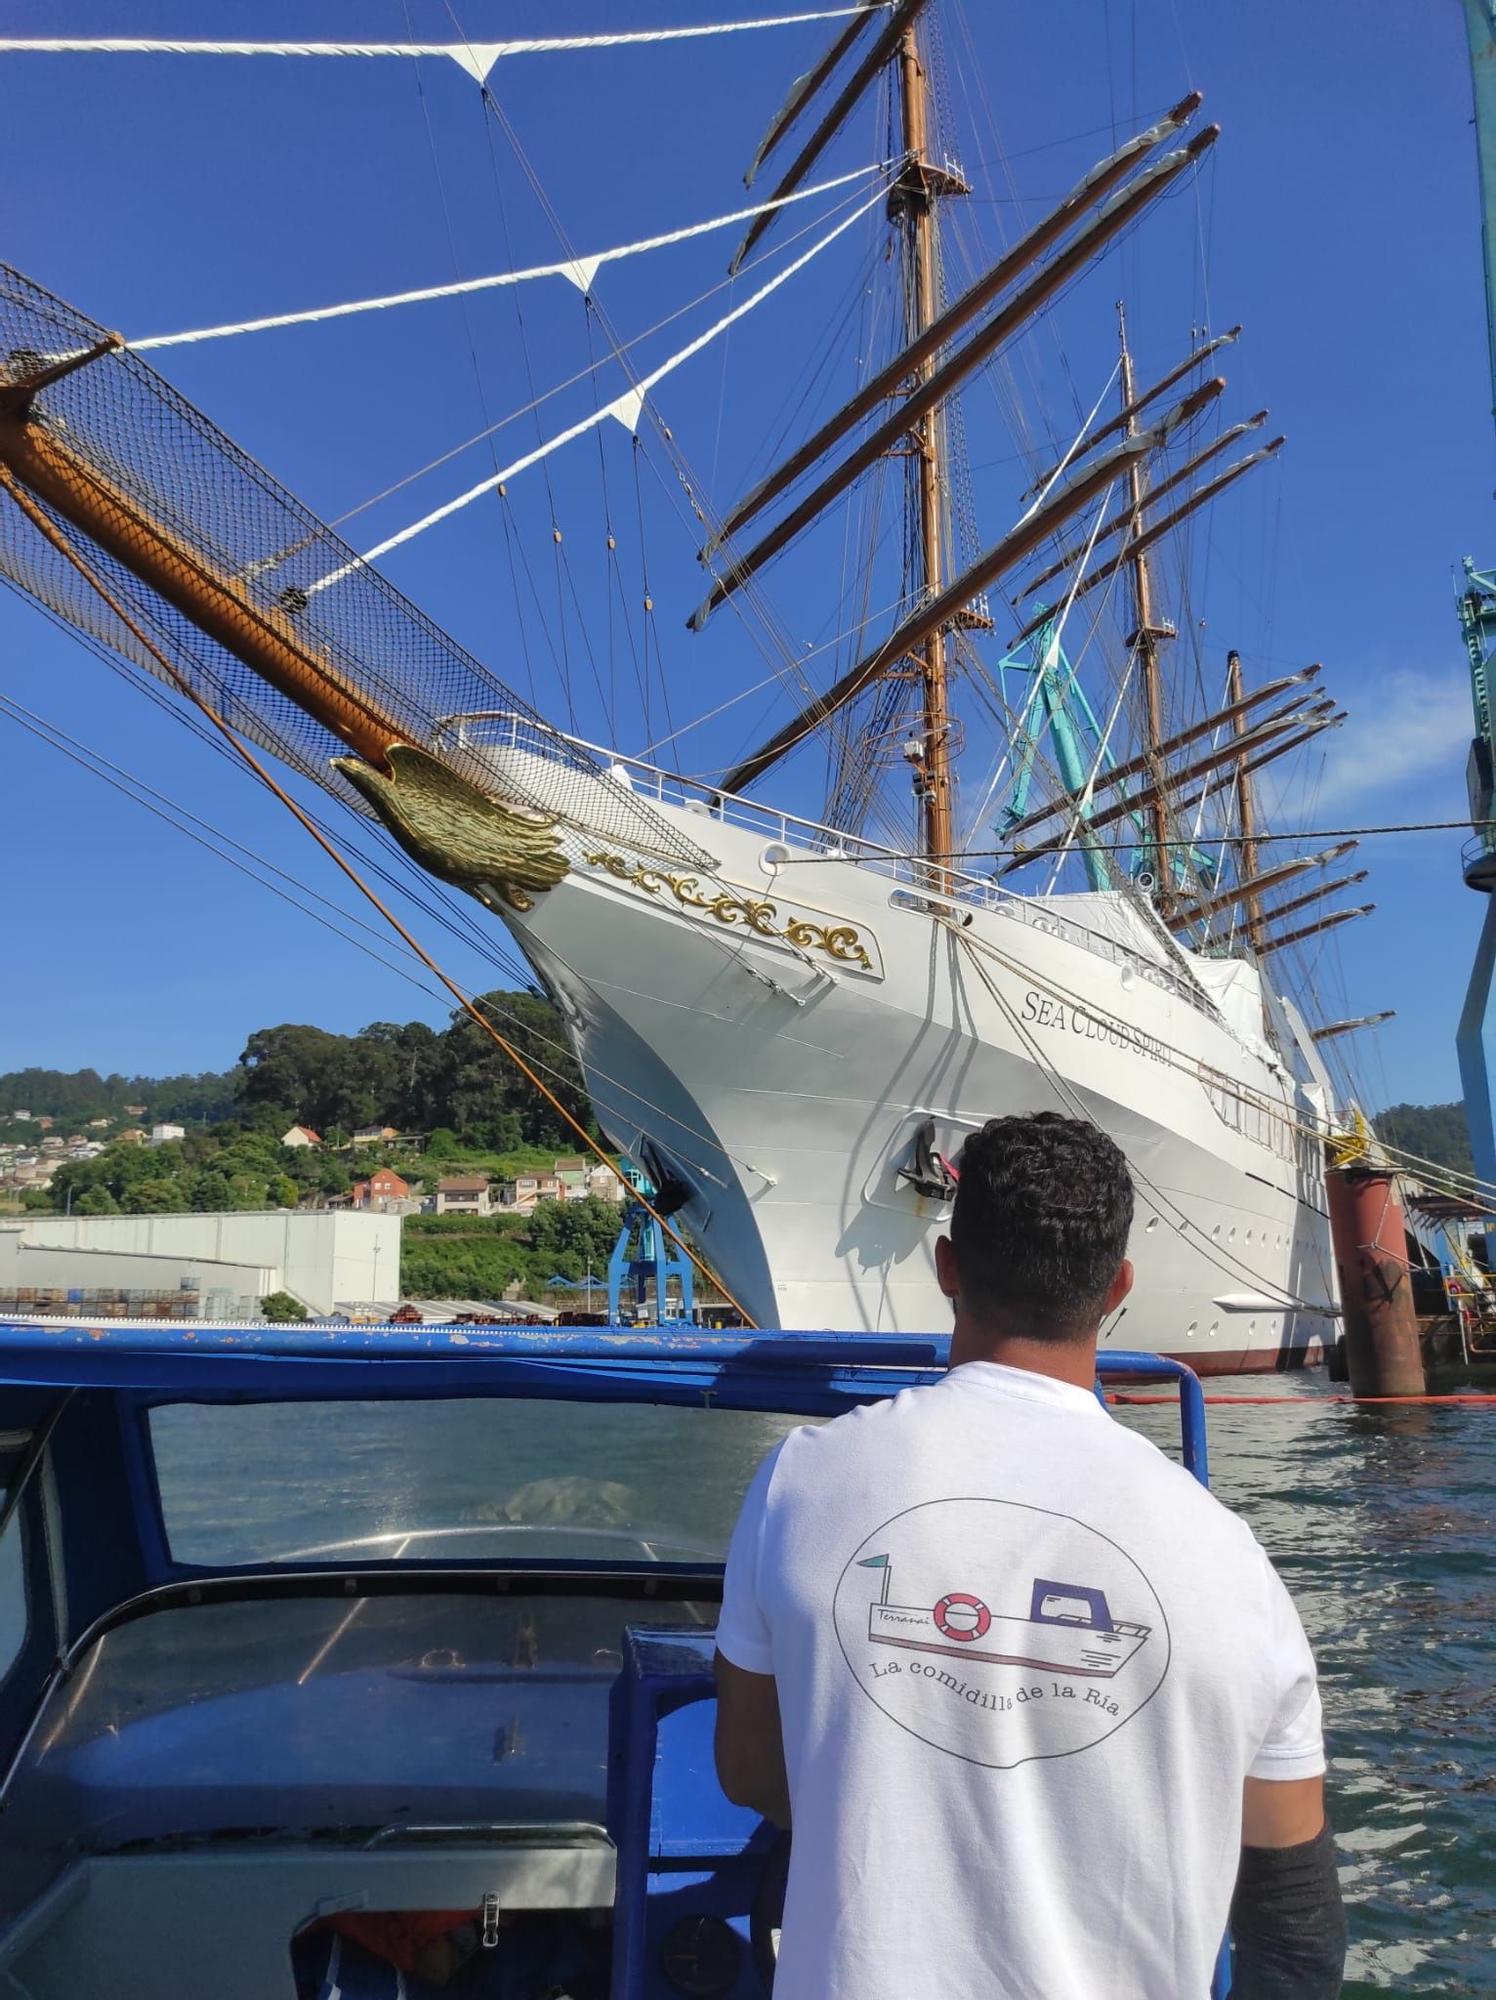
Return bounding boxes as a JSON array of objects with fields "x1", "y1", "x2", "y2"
[{"x1": 1455, "y1": 0, "x2": 1496, "y2": 1183}]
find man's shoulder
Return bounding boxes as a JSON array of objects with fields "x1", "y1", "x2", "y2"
[
  {"x1": 1101, "y1": 1420, "x2": 1273, "y2": 1579},
  {"x1": 763, "y1": 1380, "x2": 930, "y2": 1488}
]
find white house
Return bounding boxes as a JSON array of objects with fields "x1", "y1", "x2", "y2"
[
  {"x1": 149, "y1": 1123, "x2": 185, "y2": 1147},
  {"x1": 280, "y1": 1125, "x2": 322, "y2": 1149},
  {"x1": 435, "y1": 1175, "x2": 492, "y2": 1218}
]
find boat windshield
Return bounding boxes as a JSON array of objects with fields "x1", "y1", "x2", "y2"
[
  {"x1": 1, "y1": 1399, "x2": 801, "y2": 1899},
  {"x1": 151, "y1": 1396, "x2": 804, "y2": 1566},
  {"x1": 0, "y1": 1590, "x2": 698, "y2": 1905}
]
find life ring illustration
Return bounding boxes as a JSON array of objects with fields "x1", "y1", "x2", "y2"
[{"x1": 933, "y1": 1592, "x2": 991, "y2": 1642}]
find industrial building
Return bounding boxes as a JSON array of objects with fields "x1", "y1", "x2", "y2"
[{"x1": 0, "y1": 1210, "x2": 400, "y2": 1319}]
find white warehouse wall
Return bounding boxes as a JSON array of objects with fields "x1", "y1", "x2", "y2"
[
  {"x1": 15, "y1": 1211, "x2": 402, "y2": 1315},
  {"x1": 0, "y1": 1231, "x2": 275, "y2": 1319}
]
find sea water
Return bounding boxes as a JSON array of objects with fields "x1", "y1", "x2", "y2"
[
  {"x1": 148, "y1": 1372, "x2": 1494, "y2": 1993},
  {"x1": 1123, "y1": 1378, "x2": 1495, "y2": 1996}
]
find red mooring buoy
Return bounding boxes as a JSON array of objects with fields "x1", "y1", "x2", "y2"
[{"x1": 1326, "y1": 1165, "x2": 1428, "y2": 1399}]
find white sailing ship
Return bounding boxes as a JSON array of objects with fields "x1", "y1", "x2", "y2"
[{"x1": 0, "y1": 3, "x2": 1368, "y2": 1366}]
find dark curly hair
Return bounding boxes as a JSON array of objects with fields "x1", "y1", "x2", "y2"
[{"x1": 950, "y1": 1112, "x2": 1134, "y2": 1342}]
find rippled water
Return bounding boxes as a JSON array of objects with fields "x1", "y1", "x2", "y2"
[
  {"x1": 1120, "y1": 1379, "x2": 1496, "y2": 1995},
  {"x1": 141, "y1": 1374, "x2": 1494, "y2": 1992}
]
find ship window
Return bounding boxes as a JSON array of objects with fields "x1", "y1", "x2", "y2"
[{"x1": 151, "y1": 1398, "x2": 807, "y2": 1569}]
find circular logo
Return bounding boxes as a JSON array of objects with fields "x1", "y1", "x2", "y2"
[{"x1": 833, "y1": 1497, "x2": 1171, "y2": 1768}]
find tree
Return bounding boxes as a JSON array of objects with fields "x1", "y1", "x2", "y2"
[
  {"x1": 0, "y1": 1063, "x2": 238, "y2": 1124},
  {"x1": 1376, "y1": 1102, "x2": 1473, "y2": 1177},
  {"x1": 188, "y1": 1171, "x2": 234, "y2": 1213},
  {"x1": 434, "y1": 991, "x2": 592, "y2": 1149},
  {"x1": 122, "y1": 1177, "x2": 186, "y2": 1214},
  {"x1": 13, "y1": 986, "x2": 596, "y2": 1220},
  {"x1": 259, "y1": 1290, "x2": 308, "y2": 1321},
  {"x1": 238, "y1": 1024, "x2": 348, "y2": 1126},
  {"x1": 73, "y1": 1185, "x2": 120, "y2": 1215},
  {"x1": 526, "y1": 1196, "x2": 622, "y2": 1278}
]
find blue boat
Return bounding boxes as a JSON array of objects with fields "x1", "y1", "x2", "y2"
[{"x1": 0, "y1": 1321, "x2": 1222, "y2": 1998}]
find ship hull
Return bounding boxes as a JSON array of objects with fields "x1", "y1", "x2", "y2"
[{"x1": 484, "y1": 761, "x2": 1338, "y2": 1370}]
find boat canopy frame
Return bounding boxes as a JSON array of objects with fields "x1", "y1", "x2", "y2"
[{"x1": 0, "y1": 1322, "x2": 1207, "y2": 1779}]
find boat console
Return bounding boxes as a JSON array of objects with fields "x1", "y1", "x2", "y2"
[{"x1": 0, "y1": 1322, "x2": 1214, "y2": 1998}]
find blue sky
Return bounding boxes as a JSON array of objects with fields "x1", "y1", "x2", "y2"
[{"x1": 0, "y1": 0, "x2": 1488, "y2": 1110}]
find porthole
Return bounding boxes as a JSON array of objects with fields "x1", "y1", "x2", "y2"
[
  {"x1": 1185, "y1": 1321, "x2": 1197, "y2": 1338},
  {"x1": 1209, "y1": 1322, "x2": 1219, "y2": 1338},
  {"x1": 1146, "y1": 1216, "x2": 1159, "y2": 1233}
]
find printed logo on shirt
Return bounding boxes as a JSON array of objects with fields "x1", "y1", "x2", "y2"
[{"x1": 833, "y1": 1497, "x2": 1170, "y2": 1767}]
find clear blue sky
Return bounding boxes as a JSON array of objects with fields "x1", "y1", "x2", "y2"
[{"x1": 0, "y1": 0, "x2": 1488, "y2": 1111}]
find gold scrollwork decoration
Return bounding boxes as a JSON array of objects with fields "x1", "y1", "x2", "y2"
[{"x1": 583, "y1": 852, "x2": 872, "y2": 971}]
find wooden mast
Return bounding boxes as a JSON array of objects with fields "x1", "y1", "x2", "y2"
[
  {"x1": 1226, "y1": 648, "x2": 1263, "y2": 935},
  {"x1": 0, "y1": 378, "x2": 402, "y2": 772},
  {"x1": 1117, "y1": 304, "x2": 1175, "y2": 905},
  {"x1": 895, "y1": 19, "x2": 954, "y2": 867}
]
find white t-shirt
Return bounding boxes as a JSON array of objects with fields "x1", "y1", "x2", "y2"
[{"x1": 716, "y1": 1361, "x2": 1324, "y2": 2000}]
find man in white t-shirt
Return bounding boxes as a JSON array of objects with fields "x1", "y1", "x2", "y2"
[{"x1": 714, "y1": 1112, "x2": 1345, "y2": 1998}]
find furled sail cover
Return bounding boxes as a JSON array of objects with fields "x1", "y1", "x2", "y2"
[{"x1": 0, "y1": 264, "x2": 715, "y2": 870}]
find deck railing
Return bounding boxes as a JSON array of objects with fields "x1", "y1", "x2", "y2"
[{"x1": 436, "y1": 712, "x2": 1217, "y2": 1018}]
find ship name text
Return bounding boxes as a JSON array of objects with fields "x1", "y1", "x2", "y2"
[{"x1": 1022, "y1": 990, "x2": 1168, "y2": 1066}]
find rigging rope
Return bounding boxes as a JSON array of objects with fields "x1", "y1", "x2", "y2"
[
  {"x1": 0, "y1": 465, "x2": 758, "y2": 1326},
  {"x1": 307, "y1": 179, "x2": 894, "y2": 594},
  {"x1": 0, "y1": 10, "x2": 891, "y2": 85},
  {"x1": 0, "y1": 677, "x2": 774, "y2": 1191},
  {"x1": 129, "y1": 166, "x2": 889, "y2": 352},
  {"x1": 767, "y1": 818, "x2": 1496, "y2": 865}
]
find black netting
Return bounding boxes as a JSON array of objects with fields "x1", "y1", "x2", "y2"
[{"x1": 0, "y1": 263, "x2": 715, "y2": 868}]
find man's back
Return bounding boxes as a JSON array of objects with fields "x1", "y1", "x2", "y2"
[{"x1": 717, "y1": 1361, "x2": 1323, "y2": 2000}]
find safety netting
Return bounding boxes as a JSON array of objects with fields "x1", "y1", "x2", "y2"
[{"x1": 0, "y1": 263, "x2": 715, "y2": 869}]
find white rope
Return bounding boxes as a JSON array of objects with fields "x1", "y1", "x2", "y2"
[
  {"x1": 0, "y1": 8, "x2": 889, "y2": 86},
  {"x1": 1017, "y1": 356, "x2": 1122, "y2": 526},
  {"x1": 129, "y1": 164, "x2": 887, "y2": 353},
  {"x1": 308, "y1": 179, "x2": 893, "y2": 595}
]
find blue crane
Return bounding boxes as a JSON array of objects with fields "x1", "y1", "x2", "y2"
[{"x1": 1455, "y1": 0, "x2": 1496, "y2": 1184}]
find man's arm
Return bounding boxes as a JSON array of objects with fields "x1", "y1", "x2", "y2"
[
  {"x1": 713, "y1": 1652, "x2": 791, "y2": 1829},
  {"x1": 1230, "y1": 1775, "x2": 1346, "y2": 2000}
]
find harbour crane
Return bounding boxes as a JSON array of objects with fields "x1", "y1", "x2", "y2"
[{"x1": 1454, "y1": 0, "x2": 1496, "y2": 1185}]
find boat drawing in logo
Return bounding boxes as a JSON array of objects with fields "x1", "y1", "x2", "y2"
[{"x1": 859, "y1": 1556, "x2": 1151, "y2": 1679}]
